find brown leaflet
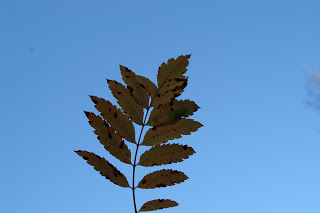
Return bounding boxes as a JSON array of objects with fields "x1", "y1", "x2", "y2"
[
  {"x1": 120, "y1": 65, "x2": 150, "y2": 108},
  {"x1": 75, "y1": 150, "x2": 130, "y2": 188},
  {"x1": 84, "y1": 111, "x2": 131, "y2": 165},
  {"x1": 138, "y1": 143, "x2": 195, "y2": 167},
  {"x1": 135, "y1": 75, "x2": 158, "y2": 98},
  {"x1": 150, "y1": 78, "x2": 188, "y2": 108},
  {"x1": 137, "y1": 169, "x2": 188, "y2": 189},
  {"x1": 134, "y1": 74, "x2": 187, "y2": 108},
  {"x1": 157, "y1": 55, "x2": 190, "y2": 94},
  {"x1": 139, "y1": 199, "x2": 178, "y2": 212},
  {"x1": 147, "y1": 99, "x2": 199, "y2": 127},
  {"x1": 90, "y1": 96, "x2": 136, "y2": 144},
  {"x1": 107, "y1": 80, "x2": 144, "y2": 125},
  {"x1": 141, "y1": 118, "x2": 203, "y2": 146}
]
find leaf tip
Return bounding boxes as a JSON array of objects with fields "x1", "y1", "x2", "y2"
[
  {"x1": 74, "y1": 150, "x2": 83, "y2": 155},
  {"x1": 83, "y1": 110, "x2": 90, "y2": 116},
  {"x1": 89, "y1": 95, "x2": 98, "y2": 104}
]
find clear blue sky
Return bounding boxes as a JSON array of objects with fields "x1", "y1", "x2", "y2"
[{"x1": 1, "y1": 1, "x2": 320, "y2": 213}]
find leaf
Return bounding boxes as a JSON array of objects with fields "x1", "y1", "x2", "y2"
[
  {"x1": 137, "y1": 55, "x2": 190, "y2": 108},
  {"x1": 157, "y1": 55, "x2": 190, "y2": 94},
  {"x1": 138, "y1": 169, "x2": 188, "y2": 189},
  {"x1": 75, "y1": 150, "x2": 130, "y2": 187},
  {"x1": 150, "y1": 78, "x2": 188, "y2": 107},
  {"x1": 135, "y1": 75, "x2": 158, "y2": 98},
  {"x1": 107, "y1": 79, "x2": 144, "y2": 125},
  {"x1": 141, "y1": 118, "x2": 203, "y2": 146},
  {"x1": 139, "y1": 199, "x2": 178, "y2": 212},
  {"x1": 84, "y1": 111, "x2": 131, "y2": 164},
  {"x1": 90, "y1": 96, "x2": 136, "y2": 144},
  {"x1": 138, "y1": 143, "x2": 195, "y2": 167},
  {"x1": 147, "y1": 99, "x2": 199, "y2": 127},
  {"x1": 120, "y1": 65, "x2": 150, "y2": 108}
]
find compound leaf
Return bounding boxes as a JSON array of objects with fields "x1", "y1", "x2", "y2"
[
  {"x1": 141, "y1": 118, "x2": 203, "y2": 146},
  {"x1": 75, "y1": 150, "x2": 130, "y2": 187},
  {"x1": 90, "y1": 96, "x2": 136, "y2": 144},
  {"x1": 148, "y1": 99, "x2": 199, "y2": 127},
  {"x1": 120, "y1": 65, "x2": 150, "y2": 108},
  {"x1": 139, "y1": 199, "x2": 178, "y2": 212},
  {"x1": 138, "y1": 143, "x2": 195, "y2": 167},
  {"x1": 157, "y1": 55, "x2": 190, "y2": 94},
  {"x1": 138, "y1": 169, "x2": 188, "y2": 189},
  {"x1": 84, "y1": 111, "x2": 131, "y2": 165},
  {"x1": 107, "y1": 79, "x2": 144, "y2": 125}
]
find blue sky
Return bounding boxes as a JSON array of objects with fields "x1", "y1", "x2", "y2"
[{"x1": 1, "y1": 0, "x2": 320, "y2": 213}]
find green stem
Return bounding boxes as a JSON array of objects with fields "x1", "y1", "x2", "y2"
[{"x1": 132, "y1": 107, "x2": 150, "y2": 213}]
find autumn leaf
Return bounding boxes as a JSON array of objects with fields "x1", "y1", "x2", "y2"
[
  {"x1": 120, "y1": 65, "x2": 150, "y2": 108},
  {"x1": 107, "y1": 79, "x2": 144, "y2": 125},
  {"x1": 141, "y1": 118, "x2": 203, "y2": 146},
  {"x1": 148, "y1": 99, "x2": 199, "y2": 127},
  {"x1": 138, "y1": 169, "x2": 188, "y2": 189},
  {"x1": 139, "y1": 199, "x2": 178, "y2": 212},
  {"x1": 75, "y1": 150, "x2": 130, "y2": 187},
  {"x1": 157, "y1": 55, "x2": 190, "y2": 94},
  {"x1": 90, "y1": 96, "x2": 136, "y2": 144},
  {"x1": 138, "y1": 143, "x2": 195, "y2": 167},
  {"x1": 77, "y1": 55, "x2": 202, "y2": 213},
  {"x1": 84, "y1": 111, "x2": 131, "y2": 165}
]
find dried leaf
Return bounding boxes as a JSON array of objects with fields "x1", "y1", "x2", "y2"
[
  {"x1": 120, "y1": 65, "x2": 150, "y2": 108},
  {"x1": 107, "y1": 80, "x2": 144, "y2": 125},
  {"x1": 138, "y1": 169, "x2": 188, "y2": 189},
  {"x1": 141, "y1": 118, "x2": 203, "y2": 146},
  {"x1": 90, "y1": 96, "x2": 136, "y2": 144},
  {"x1": 75, "y1": 150, "x2": 130, "y2": 187},
  {"x1": 139, "y1": 199, "x2": 178, "y2": 212},
  {"x1": 138, "y1": 143, "x2": 195, "y2": 167},
  {"x1": 157, "y1": 55, "x2": 190, "y2": 94},
  {"x1": 148, "y1": 99, "x2": 199, "y2": 127},
  {"x1": 84, "y1": 111, "x2": 131, "y2": 164}
]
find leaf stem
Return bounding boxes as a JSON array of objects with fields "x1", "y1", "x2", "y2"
[{"x1": 132, "y1": 107, "x2": 150, "y2": 213}]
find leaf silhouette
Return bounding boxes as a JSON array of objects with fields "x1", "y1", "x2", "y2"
[
  {"x1": 138, "y1": 169, "x2": 188, "y2": 189},
  {"x1": 107, "y1": 79, "x2": 144, "y2": 125},
  {"x1": 77, "y1": 55, "x2": 203, "y2": 212},
  {"x1": 138, "y1": 143, "x2": 195, "y2": 167},
  {"x1": 141, "y1": 118, "x2": 203, "y2": 146},
  {"x1": 148, "y1": 99, "x2": 199, "y2": 127},
  {"x1": 90, "y1": 96, "x2": 136, "y2": 144},
  {"x1": 120, "y1": 65, "x2": 150, "y2": 108},
  {"x1": 157, "y1": 55, "x2": 190, "y2": 94},
  {"x1": 75, "y1": 150, "x2": 130, "y2": 187},
  {"x1": 139, "y1": 199, "x2": 178, "y2": 212},
  {"x1": 84, "y1": 111, "x2": 131, "y2": 164}
]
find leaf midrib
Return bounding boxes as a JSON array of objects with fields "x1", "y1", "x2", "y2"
[
  {"x1": 149, "y1": 57, "x2": 188, "y2": 106},
  {"x1": 119, "y1": 84, "x2": 144, "y2": 124},
  {"x1": 91, "y1": 115, "x2": 132, "y2": 164},
  {"x1": 138, "y1": 147, "x2": 191, "y2": 166},
  {"x1": 142, "y1": 120, "x2": 196, "y2": 145}
]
